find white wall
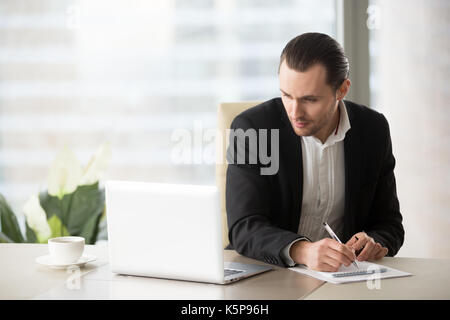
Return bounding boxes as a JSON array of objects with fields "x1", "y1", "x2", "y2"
[{"x1": 372, "y1": 0, "x2": 450, "y2": 258}]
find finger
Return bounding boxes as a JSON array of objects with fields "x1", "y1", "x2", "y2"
[
  {"x1": 309, "y1": 259, "x2": 339, "y2": 272},
  {"x1": 345, "y1": 235, "x2": 357, "y2": 247},
  {"x1": 326, "y1": 247, "x2": 353, "y2": 267},
  {"x1": 315, "y1": 262, "x2": 339, "y2": 272},
  {"x1": 352, "y1": 236, "x2": 367, "y2": 252},
  {"x1": 374, "y1": 247, "x2": 388, "y2": 260},
  {"x1": 367, "y1": 243, "x2": 382, "y2": 261},
  {"x1": 327, "y1": 239, "x2": 357, "y2": 263},
  {"x1": 322, "y1": 256, "x2": 341, "y2": 271},
  {"x1": 357, "y1": 239, "x2": 376, "y2": 261}
]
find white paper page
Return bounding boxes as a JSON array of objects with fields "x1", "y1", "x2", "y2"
[{"x1": 289, "y1": 261, "x2": 412, "y2": 284}]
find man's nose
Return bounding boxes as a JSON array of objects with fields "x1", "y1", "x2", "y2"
[{"x1": 290, "y1": 100, "x2": 305, "y2": 120}]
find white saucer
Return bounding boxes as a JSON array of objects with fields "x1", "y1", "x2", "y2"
[{"x1": 36, "y1": 254, "x2": 97, "y2": 269}]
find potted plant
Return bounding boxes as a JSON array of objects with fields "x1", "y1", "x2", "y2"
[{"x1": 0, "y1": 143, "x2": 111, "y2": 245}]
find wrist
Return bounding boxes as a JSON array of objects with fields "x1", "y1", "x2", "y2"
[{"x1": 289, "y1": 240, "x2": 311, "y2": 265}]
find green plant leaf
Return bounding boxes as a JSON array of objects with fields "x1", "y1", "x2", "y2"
[
  {"x1": 39, "y1": 183, "x2": 105, "y2": 244},
  {"x1": 39, "y1": 189, "x2": 73, "y2": 237},
  {"x1": 39, "y1": 190, "x2": 64, "y2": 221},
  {"x1": 79, "y1": 211, "x2": 102, "y2": 244},
  {"x1": 47, "y1": 214, "x2": 70, "y2": 238},
  {"x1": 25, "y1": 221, "x2": 38, "y2": 243},
  {"x1": 66, "y1": 183, "x2": 104, "y2": 244},
  {"x1": 95, "y1": 206, "x2": 108, "y2": 241},
  {"x1": 0, "y1": 193, "x2": 25, "y2": 243},
  {"x1": 0, "y1": 231, "x2": 13, "y2": 243}
]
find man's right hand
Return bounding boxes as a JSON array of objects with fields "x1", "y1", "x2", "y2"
[{"x1": 289, "y1": 239, "x2": 357, "y2": 272}]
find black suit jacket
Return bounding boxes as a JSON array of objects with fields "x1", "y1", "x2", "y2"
[{"x1": 225, "y1": 98, "x2": 404, "y2": 267}]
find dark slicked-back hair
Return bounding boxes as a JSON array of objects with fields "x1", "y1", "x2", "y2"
[{"x1": 279, "y1": 32, "x2": 349, "y2": 90}]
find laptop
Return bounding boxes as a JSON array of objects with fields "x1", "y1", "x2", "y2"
[{"x1": 105, "y1": 180, "x2": 272, "y2": 284}]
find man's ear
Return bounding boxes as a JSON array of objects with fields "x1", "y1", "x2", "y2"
[{"x1": 336, "y1": 79, "x2": 351, "y2": 100}]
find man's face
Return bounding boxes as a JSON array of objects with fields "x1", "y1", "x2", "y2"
[{"x1": 279, "y1": 61, "x2": 339, "y2": 139}]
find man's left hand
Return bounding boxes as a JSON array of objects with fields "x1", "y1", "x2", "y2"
[{"x1": 346, "y1": 232, "x2": 388, "y2": 261}]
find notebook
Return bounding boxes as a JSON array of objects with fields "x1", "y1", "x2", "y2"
[{"x1": 289, "y1": 261, "x2": 412, "y2": 284}]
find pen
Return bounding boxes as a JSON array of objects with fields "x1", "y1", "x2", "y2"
[{"x1": 322, "y1": 222, "x2": 358, "y2": 269}]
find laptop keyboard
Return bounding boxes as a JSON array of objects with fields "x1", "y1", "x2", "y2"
[{"x1": 224, "y1": 268, "x2": 244, "y2": 277}]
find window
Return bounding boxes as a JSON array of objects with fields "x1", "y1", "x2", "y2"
[{"x1": 0, "y1": 0, "x2": 336, "y2": 226}]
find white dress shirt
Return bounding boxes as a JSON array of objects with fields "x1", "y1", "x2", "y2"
[{"x1": 281, "y1": 100, "x2": 351, "y2": 266}]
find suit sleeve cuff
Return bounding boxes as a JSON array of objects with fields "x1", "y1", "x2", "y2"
[{"x1": 280, "y1": 237, "x2": 310, "y2": 267}]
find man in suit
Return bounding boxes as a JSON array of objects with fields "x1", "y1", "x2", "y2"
[{"x1": 226, "y1": 33, "x2": 404, "y2": 271}]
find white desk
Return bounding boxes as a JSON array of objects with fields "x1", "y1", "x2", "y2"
[
  {"x1": 1, "y1": 243, "x2": 449, "y2": 300},
  {"x1": 0, "y1": 243, "x2": 321, "y2": 300},
  {"x1": 305, "y1": 257, "x2": 450, "y2": 300}
]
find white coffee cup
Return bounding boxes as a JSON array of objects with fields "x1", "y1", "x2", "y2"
[{"x1": 48, "y1": 236, "x2": 85, "y2": 264}]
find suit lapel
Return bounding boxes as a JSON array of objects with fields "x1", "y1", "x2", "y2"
[
  {"x1": 343, "y1": 102, "x2": 362, "y2": 241},
  {"x1": 278, "y1": 100, "x2": 303, "y2": 232}
]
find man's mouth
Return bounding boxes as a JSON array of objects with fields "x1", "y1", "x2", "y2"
[{"x1": 293, "y1": 120, "x2": 309, "y2": 128}]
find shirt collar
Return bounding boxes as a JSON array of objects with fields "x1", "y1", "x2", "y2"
[
  {"x1": 306, "y1": 100, "x2": 351, "y2": 147},
  {"x1": 333, "y1": 100, "x2": 351, "y2": 143}
]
